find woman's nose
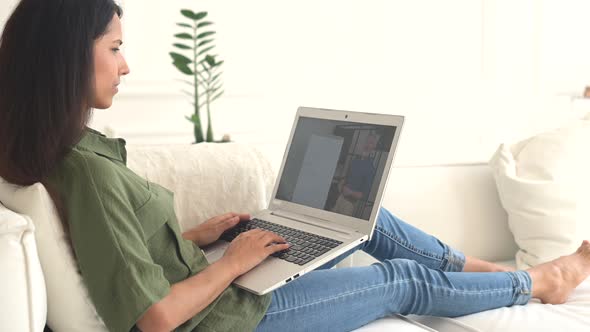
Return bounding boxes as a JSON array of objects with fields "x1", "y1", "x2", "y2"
[{"x1": 120, "y1": 57, "x2": 130, "y2": 76}]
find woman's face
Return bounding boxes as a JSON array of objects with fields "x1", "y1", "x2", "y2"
[{"x1": 92, "y1": 14, "x2": 130, "y2": 109}]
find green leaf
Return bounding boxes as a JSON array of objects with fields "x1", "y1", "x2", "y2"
[
  {"x1": 173, "y1": 61, "x2": 193, "y2": 75},
  {"x1": 197, "y1": 39, "x2": 214, "y2": 48},
  {"x1": 210, "y1": 60, "x2": 224, "y2": 68},
  {"x1": 196, "y1": 31, "x2": 216, "y2": 39},
  {"x1": 193, "y1": 12, "x2": 208, "y2": 20},
  {"x1": 197, "y1": 45, "x2": 215, "y2": 57},
  {"x1": 181, "y1": 9, "x2": 196, "y2": 20},
  {"x1": 205, "y1": 54, "x2": 216, "y2": 66},
  {"x1": 169, "y1": 52, "x2": 192, "y2": 64},
  {"x1": 181, "y1": 89, "x2": 193, "y2": 97},
  {"x1": 176, "y1": 22, "x2": 192, "y2": 28},
  {"x1": 174, "y1": 33, "x2": 193, "y2": 40},
  {"x1": 197, "y1": 21, "x2": 213, "y2": 28},
  {"x1": 203, "y1": 55, "x2": 223, "y2": 69},
  {"x1": 173, "y1": 43, "x2": 192, "y2": 50},
  {"x1": 210, "y1": 72, "x2": 223, "y2": 83},
  {"x1": 211, "y1": 90, "x2": 224, "y2": 102},
  {"x1": 209, "y1": 84, "x2": 222, "y2": 94}
]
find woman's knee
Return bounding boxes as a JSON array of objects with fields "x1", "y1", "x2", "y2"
[
  {"x1": 377, "y1": 207, "x2": 401, "y2": 230},
  {"x1": 373, "y1": 258, "x2": 422, "y2": 279}
]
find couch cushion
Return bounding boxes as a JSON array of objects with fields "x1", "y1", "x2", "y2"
[
  {"x1": 376, "y1": 164, "x2": 517, "y2": 262},
  {"x1": 489, "y1": 113, "x2": 590, "y2": 269},
  {"x1": 0, "y1": 202, "x2": 46, "y2": 331},
  {"x1": 355, "y1": 314, "x2": 437, "y2": 331}
]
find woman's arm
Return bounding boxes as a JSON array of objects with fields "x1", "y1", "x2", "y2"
[
  {"x1": 137, "y1": 228, "x2": 289, "y2": 332},
  {"x1": 136, "y1": 258, "x2": 239, "y2": 332}
]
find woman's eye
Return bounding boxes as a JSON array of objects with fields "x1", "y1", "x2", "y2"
[{"x1": 112, "y1": 48, "x2": 120, "y2": 53}]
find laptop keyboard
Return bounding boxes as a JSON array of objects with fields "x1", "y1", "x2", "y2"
[{"x1": 220, "y1": 218, "x2": 343, "y2": 266}]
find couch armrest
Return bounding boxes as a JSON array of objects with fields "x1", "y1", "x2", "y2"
[{"x1": 125, "y1": 143, "x2": 275, "y2": 232}]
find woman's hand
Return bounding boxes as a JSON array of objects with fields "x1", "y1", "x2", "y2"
[
  {"x1": 182, "y1": 212, "x2": 250, "y2": 247},
  {"x1": 220, "y1": 229, "x2": 290, "y2": 276}
]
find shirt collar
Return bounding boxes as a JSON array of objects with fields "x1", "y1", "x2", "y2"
[{"x1": 75, "y1": 127, "x2": 127, "y2": 164}]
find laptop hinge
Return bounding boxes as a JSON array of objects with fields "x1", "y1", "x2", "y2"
[{"x1": 271, "y1": 210, "x2": 354, "y2": 236}]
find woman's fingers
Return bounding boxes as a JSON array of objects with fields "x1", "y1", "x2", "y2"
[
  {"x1": 238, "y1": 228, "x2": 264, "y2": 238},
  {"x1": 212, "y1": 212, "x2": 250, "y2": 224},
  {"x1": 224, "y1": 215, "x2": 241, "y2": 226},
  {"x1": 266, "y1": 242, "x2": 290, "y2": 254},
  {"x1": 237, "y1": 213, "x2": 251, "y2": 221},
  {"x1": 239, "y1": 230, "x2": 286, "y2": 245},
  {"x1": 210, "y1": 212, "x2": 236, "y2": 224},
  {"x1": 258, "y1": 231, "x2": 287, "y2": 245},
  {"x1": 224, "y1": 212, "x2": 250, "y2": 222}
]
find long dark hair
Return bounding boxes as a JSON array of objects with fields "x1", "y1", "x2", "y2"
[{"x1": 0, "y1": 0, "x2": 122, "y2": 241}]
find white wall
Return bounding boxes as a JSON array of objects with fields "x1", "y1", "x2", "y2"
[{"x1": 2, "y1": 0, "x2": 590, "y2": 170}]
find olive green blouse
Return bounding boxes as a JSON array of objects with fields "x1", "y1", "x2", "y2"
[{"x1": 45, "y1": 128, "x2": 271, "y2": 332}]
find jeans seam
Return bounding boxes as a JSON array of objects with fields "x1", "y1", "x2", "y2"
[
  {"x1": 506, "y1": 271, "x2": 533, "y2": 306},
  {"x1": 265, "y1": 277, "x2": 514, "y2": 316},
  {"x1": 442, "y1": 247, "x2": 466, "y2": 272},
  {"x1": 375, "y1": 226, "x2": 444, "y2": 262},
  {"x1": 265, "y1": 282, "x2": 390, "y2": 316}
]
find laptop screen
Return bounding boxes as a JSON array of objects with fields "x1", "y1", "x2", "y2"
[{"x1": 276, "y1": 116, "x2": 397, "y2": 221}]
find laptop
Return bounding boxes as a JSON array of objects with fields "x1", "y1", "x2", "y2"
[{"x1": 203, "y1": 106, "x2": 404, "y2": 295}]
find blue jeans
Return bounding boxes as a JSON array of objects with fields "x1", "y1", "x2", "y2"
[{"x1": 255, "y1": 207, "x2": 532, "y2": 332}]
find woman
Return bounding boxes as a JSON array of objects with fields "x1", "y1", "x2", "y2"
[
  {"x1": 331, "y1": 132, "x2": 379, "y2": 216},
  {"x1": 1, "y1": 1, "x2": 589, "y2": 331}
]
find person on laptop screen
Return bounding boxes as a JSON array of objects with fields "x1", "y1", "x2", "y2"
[
  {"x1": 332, "y1": 132, "x2": 379, "y2": 217},
  {"x1": 2, "y1": 1, "x2": 590, "y2": 331}
]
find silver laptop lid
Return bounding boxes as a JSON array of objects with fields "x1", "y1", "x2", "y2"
[{"x1": 269, "y1": 106, "x2": 404, "y2": 237}]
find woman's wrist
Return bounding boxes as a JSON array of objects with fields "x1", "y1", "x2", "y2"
[{"x1": 217, "y1": 257, "x2": 242, "y2": 279}]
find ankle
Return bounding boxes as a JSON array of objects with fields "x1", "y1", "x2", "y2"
[{"x1": 528, "y1": 264, "x2": 561, "y2": 300}]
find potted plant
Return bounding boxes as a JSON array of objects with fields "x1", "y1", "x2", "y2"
[{"x1": 169, "y1": 9, "x2": 227, "y2": 143}]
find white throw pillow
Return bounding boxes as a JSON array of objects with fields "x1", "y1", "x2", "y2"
[
  {"x1": 0, "y1": 203, "x2": 46, "y2": 332},
  {"x1": 489, "y1": 113, "x2": 590, "y2": 269},
  {"x1": 0, "y1": 142, "x2": 274, "y2": 331}
]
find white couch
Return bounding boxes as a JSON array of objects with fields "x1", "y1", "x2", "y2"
[
  {"x1": 1, "y1": 143, "x2": 589, "y2": 331},
  {"x1": 354, "y1": 163, "x2": 590, "y2": 331}
]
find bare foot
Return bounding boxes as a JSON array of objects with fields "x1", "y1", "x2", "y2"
[
  {"x1": 463, "y1": 256, "x2": 516, "y2": 273},
  {"x1": 527, "y1": 240, "x2": 590, "y2": 304}
]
